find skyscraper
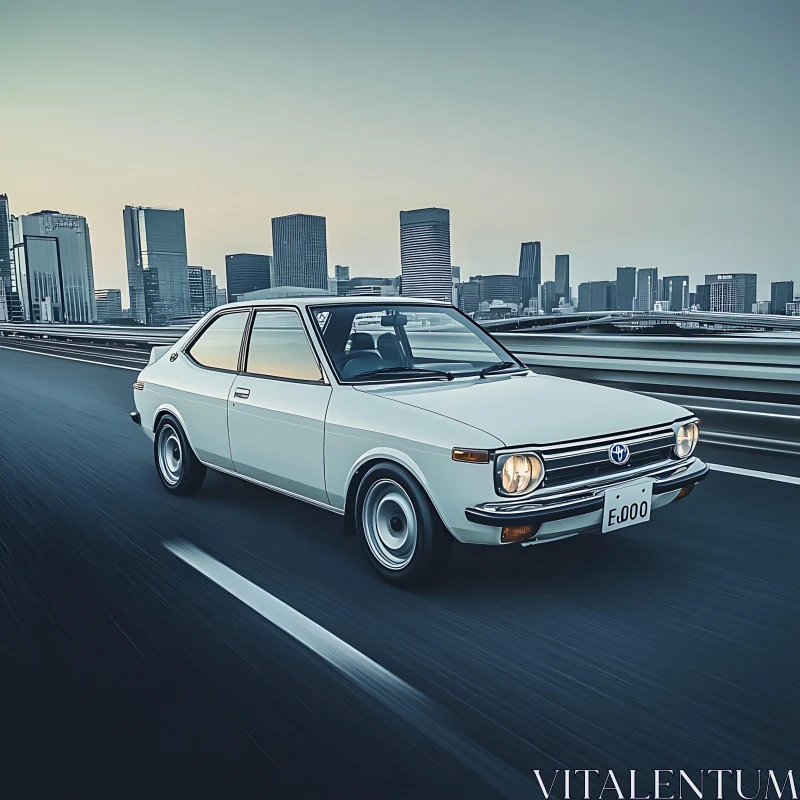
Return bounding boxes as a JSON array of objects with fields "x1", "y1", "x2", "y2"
[
  {"x1": 518, "y1": 242, "x2": 541, "y2": 310},
  {"x1": 335, "y1": 264, "x2": 350, "y2": 281},
  {"x1": 554, "y1": 255, "x2": 570, "y2": 305},
  {"x1": 11, "y1": 210, "x2": 97, "y2": 323},
  {"x1": 636, "y1": 268, "x2": 659, "y2": 311},
  {"x1": 399, "y1": 207, "x2": 452, "y2": 302},
  {"x1": 615, "y1": 267, "x2": 636, "y2": 311},
  {"x1": 94, "y1": 289, "x2": 123, "y2": 322},
  {"x1": 662, "y1": 275, "x2": 690, "y2": 311},
  {"x1": 539, "y1": 280, "x2": 557, "y2": 314},
  {"x1": 704, "y1": 273, "x2": 757, "y2": 314},
  {"x1": 695, "y1": 284, "x2": 711, "y2": 311},
  {"x1": 271, "y1": 214, "x2": 328, "y2": 290},
  {"x1": 578, "y1": 281, "x2": 616, "y2": 312},
  {"x1": 771, "y1": 281, "x2": 794, "y2": 315},
  {"x1": 226, "y1": 253, "x2": 272, "y2": 299},
  {"x1": 0, "y1": 194, "x2": 22, "y2": 321},
  {"x1": 124, "y1": 206, "x2": 190, "y2": 325}
]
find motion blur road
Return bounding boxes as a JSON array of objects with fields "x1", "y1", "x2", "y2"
[{"x1": 1, "y1": 345, "x2": 798, "y2": 798}]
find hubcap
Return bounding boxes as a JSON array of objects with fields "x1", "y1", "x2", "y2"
[
  {"x1": 157, "y1": 424, "x2": 183, "y2": 485},
  {"x1": 362, "y1": 479, "x2": 418, "y2": 570}
]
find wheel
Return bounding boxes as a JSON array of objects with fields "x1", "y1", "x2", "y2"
[
  {"x1": 355, "y1": 463, "x2": 453, "y2": 587},
  {"x1": 154, "y1": 414, "x2": 206, "y2": 495}
]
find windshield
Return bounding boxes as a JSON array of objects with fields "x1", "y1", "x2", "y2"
[{"x1": 310, "y1": 304, "x2": 524, "y2": 382}]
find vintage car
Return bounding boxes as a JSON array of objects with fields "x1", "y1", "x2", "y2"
[{"x1": 131, "y1": 297, "x2": 708, "y2": 586}]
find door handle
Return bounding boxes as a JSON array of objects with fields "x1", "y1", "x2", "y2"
[{"x1": 233, "y1": 388, "x2": 250, "y2": 399}]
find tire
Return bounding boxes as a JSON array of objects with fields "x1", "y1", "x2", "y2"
[
  {"x1": 354, "y1": 463, "x2": 453, "y2": 587},
  {"x1": 154, "y1": 414, "x2": 206, "y2": 496}
]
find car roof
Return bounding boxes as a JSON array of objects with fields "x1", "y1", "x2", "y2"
[{"x1": 217, "y1": 295, "x2": 451, "y2": 311}]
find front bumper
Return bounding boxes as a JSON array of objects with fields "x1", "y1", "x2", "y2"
[{"x1": 464, "y1": 457, "x2": 709, "y2": 528}]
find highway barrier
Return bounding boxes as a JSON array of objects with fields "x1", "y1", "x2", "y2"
[{"x1": 2, "y1": 321, "x2": 798, "y2": 454}]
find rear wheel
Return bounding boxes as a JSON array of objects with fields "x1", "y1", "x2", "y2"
[
  {"x1": 355, "y1": 463, "x2": 452, "y2": 587},
  {"x1": 154, "y1": 414, "x2": 206, "y2": 495}
]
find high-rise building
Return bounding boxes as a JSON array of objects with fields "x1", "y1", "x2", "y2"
[
  {"x1": 124, "y1": 206, "x2": 190, "y2": 326},
  {"x1": 539, "y1": 280, "x2": 557, "y2": 314},
  {"x1": 458, "y1": 275, "x2": 522, "y2": 313},
  {"x1": 695, "y1": 284, "x2": 711, "y2": 311},
  {"x1": 335, "y1": 264, "x2": 350, "y2": 281},
  {"x1": 518, "y1": 242, "x2": 541, "y2": 310},
  {"x1": 188, "y1": 267, "x2": 206, "y2": 314},
  {"x1": 94, "y1": 289, "x2": 123, "y2": 322},
  {"x1": 271, "y1": 214, "x2": 328, "y2": 290},
  {"x1": 215, "y1": 287, "x2": 227, "y2": 307},
  {"x1": 704, "y1": 273, "x2": 757, "y2": 314},
  {"x1": 399, "y1": 207, "x2": 451, "y2": 302},
  {"x1": 662, "y1": 275, "x2": 690, "y2": 311},
  {"x1": 771, "y1": 281, "x2": 794, "y2": 315},
  {"x1": 578, "y1": 281, "x2": 616, "y2": 312},
  {"x1": 225, "y1": 253, "x2": 272, "y2": 299},
  {"x1": 554, "y1": 255, "x2": 570, "y2": 305},
  {"x1": 615, "y1": 267, "x2": 636, "y2": 311},
  {"x1": 11, "y1": 210, "x2": 97, "y2": 323},
  {"x1": 451, "y1": 266, "x2": 461, "y2": 282},
  {"x1": 0, "y1": 194, "x2": 22, "y2": 321},
  {"x1": 636, "y1": 268, "x2": 659, "y2": 311},
  {"x1": 189, "y1": 267, "x2": 218, "y2": 312}
]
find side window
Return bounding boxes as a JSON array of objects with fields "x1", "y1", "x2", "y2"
[
  {"x1": 246, "y1": 310, "x2": 324, "y2": 382},
  {"x1": 187, "y1": 311, "x2": 250, "y2": 371}
]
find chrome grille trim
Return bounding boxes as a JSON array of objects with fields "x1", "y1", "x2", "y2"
[
  {"x1": 479, "y1": 458, "x2": 697, "y2": 512},
  {"x1": 541, "y1": 430, "x2": 675, "y2": 461}
]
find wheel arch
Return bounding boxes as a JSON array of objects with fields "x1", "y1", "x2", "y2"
[
  {"x1": 342, "y1": 448, "x2": 451, "y2": 539},
  {"x1": 153, "y1": 404, "x2": 197, "y2": 452}
]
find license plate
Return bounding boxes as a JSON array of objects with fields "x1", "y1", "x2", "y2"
[{"x1": 602, "y1": 479, "x2": 653, "y2": 533}]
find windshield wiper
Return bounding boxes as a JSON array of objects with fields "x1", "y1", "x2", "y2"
[
  {"x1": 479, "y1": 361, "x2": 524, "y2": 378},
  {"x1": 354, "y1": 366, "x2": 454, "y2": 381}
]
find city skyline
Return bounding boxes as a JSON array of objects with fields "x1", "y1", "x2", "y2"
[{"x1": 4, "y1": 1, "x2": 797, "y2": 301}]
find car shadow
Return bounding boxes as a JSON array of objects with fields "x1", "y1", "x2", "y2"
[{"x1": 192, "y1": 469, "x2": 671, "y2": 601}]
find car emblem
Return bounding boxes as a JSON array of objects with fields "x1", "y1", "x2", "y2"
[{"x1": 608, "y1": 443, "x2": 631, "y2": 465}]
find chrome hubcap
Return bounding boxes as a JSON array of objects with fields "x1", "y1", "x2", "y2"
[
  {"x1": 362, "y1": 479, "x2": 418, "y2": 570},
  {"x1": 157, "y1": 424, "x2": 183, "y2": 485}
]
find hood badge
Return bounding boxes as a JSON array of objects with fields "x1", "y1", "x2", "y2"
[{"x1": 608, "y1": 443, "x2": 631, "y2": 465}]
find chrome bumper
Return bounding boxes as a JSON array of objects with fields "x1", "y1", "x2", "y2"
[{"x1": 464, "y1": 457, "x2": 709, "y2": 527}]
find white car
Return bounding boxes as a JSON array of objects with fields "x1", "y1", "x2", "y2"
[{"x1": 131, "y1": 297, "x2": 708, "y2": 586}]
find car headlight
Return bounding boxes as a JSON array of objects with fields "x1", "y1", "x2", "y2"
[
  {"x1": 496, "y1": 453, "x2": 544, "y2": 495},
  {"x1": 674, "y1": 422, "x2": 699, "y2": 459}
]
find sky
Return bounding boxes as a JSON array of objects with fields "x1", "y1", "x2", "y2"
[{"x1": 3, "y1": 0, "x2": 798, "y2": 304}]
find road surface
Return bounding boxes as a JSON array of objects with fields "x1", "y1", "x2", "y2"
[{"x1": 1, "y1": 345, "x2": 797, "y2": 798}]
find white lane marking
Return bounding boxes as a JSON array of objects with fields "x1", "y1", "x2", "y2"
[
  {"x1": 164, "y1": 540, "x2": 532, "y2": 797},
  {"x1": 709, "y1": 463, "x2": 800, "y2": 486},
  {"x1": 0, "y1": 344, "x2": 140, "y2": 371}
]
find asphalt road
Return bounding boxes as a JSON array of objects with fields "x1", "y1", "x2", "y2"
[{"x1": 1, "y1": 346, "x2": 798, "y2": 799}]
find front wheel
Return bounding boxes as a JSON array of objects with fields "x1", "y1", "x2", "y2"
[
  {"x1": 154, "y1": 414, "x2": 206, "y2": 495},
  {"x1": 355, "y1": 463, "x2": 452, "y2": 587}
]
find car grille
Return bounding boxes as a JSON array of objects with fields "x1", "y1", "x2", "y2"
[{"x1": 538, "y1": 425, "x2": 677, "y2": 489}]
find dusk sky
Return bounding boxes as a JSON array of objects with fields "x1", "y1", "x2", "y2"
[{"x1": 5, "y1": 0, "x2": 798, "y2": 303}]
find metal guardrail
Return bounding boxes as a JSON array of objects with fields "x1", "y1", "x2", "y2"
[{"x1": 2, "y1": 321, "x2": 798, "y2": 453}]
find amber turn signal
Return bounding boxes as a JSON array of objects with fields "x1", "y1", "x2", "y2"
[
  {"x1": 452, "y1": 448, "x2": 490, "y2": 464},
  {"x1": 501, "y1": 524, "x2": 535, "y2": 543},
  {"x1": 675, "y1": 484, "x2": 695, "y2": 501}
]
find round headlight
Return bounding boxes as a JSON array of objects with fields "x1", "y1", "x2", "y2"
[
  {"x1": 674, "y1": 422, "x2": 698, "y2": 459},
  {"x1": 500, "y1": 453, "x2": 544, "y2": 494}
]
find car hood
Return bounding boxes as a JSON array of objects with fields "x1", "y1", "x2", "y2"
[{"x1": 358, "y1": 372, "x2": 690, "y2": 447}]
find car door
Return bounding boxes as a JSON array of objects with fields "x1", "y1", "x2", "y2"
[
  {"x1": 170, "y1": 308, "x2": 252, "y2": 471},
  {"x1": 227, "y1": 308, "x2": 332, "y2": 505}
]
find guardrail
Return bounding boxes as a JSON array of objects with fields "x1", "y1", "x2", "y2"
[{"x1": 2, "y1": 321, "x2": 798, "y2": 454}]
